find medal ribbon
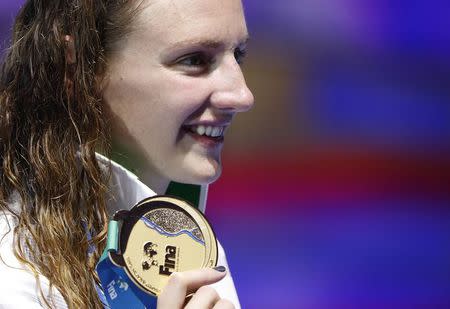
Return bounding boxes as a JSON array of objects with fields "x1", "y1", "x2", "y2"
[{"x1": 96, "y1": 220, "x2": 158, "y2": 308}]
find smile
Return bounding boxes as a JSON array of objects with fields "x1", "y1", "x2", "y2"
[
  {"x1": 182, "y1": 124, "x2": 226, "y2": 147},
  {"x1": 186, "y1": 125, "x2": 225, "y2": 138}
]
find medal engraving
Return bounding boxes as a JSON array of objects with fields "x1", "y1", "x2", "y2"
[{"x1": 119, "y1": 196, "x2": 218, "y2": 296}]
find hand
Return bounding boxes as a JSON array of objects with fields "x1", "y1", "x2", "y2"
[{"x1": 157, "y1": 266, "x2": 234, "y2": 309}]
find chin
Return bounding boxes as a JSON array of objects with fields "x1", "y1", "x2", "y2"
[
  {"x1": 177, "y1": 158, "x2": 222, "y2": 185},
  {"x1": 197, "y1": 169, "x2": 222, "y2": 185}
]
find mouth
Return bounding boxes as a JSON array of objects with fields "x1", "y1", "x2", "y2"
[{"x1": 182, "y1": 124, "x2": 226, "y2": 146}]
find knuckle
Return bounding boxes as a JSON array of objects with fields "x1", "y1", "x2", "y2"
[
  {"x1": 196, "y1": 285, "x2": 219, "y2": 298},
  {"x1": 167, "y1": 272, "x2": 184, "y2": 288},
  {"x1": 216, "y1": 299, "x2": 235, "y2": 309}
]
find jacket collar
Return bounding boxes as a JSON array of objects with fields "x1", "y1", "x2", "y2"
[{"x1": 95, "y1": 153, "x2": 208, "y2": 218}]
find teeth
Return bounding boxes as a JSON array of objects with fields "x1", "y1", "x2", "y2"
[
  {"x1": 196, "y1": 125, "x2": 206, "y2": 135},
  {"x1": 190, "y1": 125, "x2": 224, "y2": 138},
  {"x1": 211, "y1": 127, "x2": 220, "y2": 137}
]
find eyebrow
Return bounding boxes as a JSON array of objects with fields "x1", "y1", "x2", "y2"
[{"x1": 166, "y1": 36, "x2": 250, "y2": 52}]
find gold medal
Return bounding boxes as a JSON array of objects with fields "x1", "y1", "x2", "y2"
[{"x1": 111, "y1": 196, "x2": 218, "y2": 296}]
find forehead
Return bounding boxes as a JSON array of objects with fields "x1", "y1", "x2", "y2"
[{"x1": 133, "y1": 0, "x2": 248, "y2": 49}]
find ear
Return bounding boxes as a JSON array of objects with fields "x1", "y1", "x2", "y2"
[{"x1": 64, "y1": 35, "x2": 76, "y2": 64}]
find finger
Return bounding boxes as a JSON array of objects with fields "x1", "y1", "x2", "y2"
[
  {"x1": 184, "y1": 286, "x2": 220, "y2": 309},
  {"x1": 157, "y1": 267, "x2": 227, "y2": 309},
  {"x1": 212, "y1": 299, "x2": 235, "y2": 309}
]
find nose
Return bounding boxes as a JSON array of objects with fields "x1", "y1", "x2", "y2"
[{"x1": 209, "y1": 54, "x2": 254, "y2": 113}]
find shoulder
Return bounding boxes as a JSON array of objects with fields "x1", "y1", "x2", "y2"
[
  {"x1": 0, "y1": 213, "x2": 67, "y2": 308},
  {"x1": 0, "y1": 212, "x2": 20, "y2": 268},
  {"x1": 0, "y1": 213, "x2": 41, "y2": 306}
]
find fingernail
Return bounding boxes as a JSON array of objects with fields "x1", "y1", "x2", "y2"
[{"x1": 213, "y1": 266, "x2": 226, "y2": 272}]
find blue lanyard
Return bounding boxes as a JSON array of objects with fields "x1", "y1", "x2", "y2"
[
  {"x1": 85, "y1": 221, "x2": 156, "y2": 308},
  {"x1": 95, "y1": 220, "x2": 158, "y2": 308}
]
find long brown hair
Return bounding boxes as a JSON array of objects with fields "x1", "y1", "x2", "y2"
[{"x1": 0, "y1": 0, "x2": 143, "y2": 307}]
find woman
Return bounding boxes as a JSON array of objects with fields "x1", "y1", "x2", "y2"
[{"x1": 0, "y1": 0, "x2": 254, "y2": 308}]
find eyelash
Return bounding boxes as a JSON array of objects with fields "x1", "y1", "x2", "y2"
[
  {"x1": 177, "y1": 53, "x2": 211, "y2": 67},
  {"x1": 234, "y1": 47, "x2": 247, "y2": 65},
  {"x1": 176, "y1": 47, "x2": 248, "y2": 73}
]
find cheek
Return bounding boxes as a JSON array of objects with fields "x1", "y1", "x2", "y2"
[
  {"x1": 103, "y1": 70, "x2": 151, "y2": 116},
  {"x1": 103, "y1": 64, "x2": 213, "y2": 140},
  {"x1": 104, "y1": 68, "x2": 168, "y2": 128},
  {"x1": 158, "y1": 74, "x2": 213, "y2": 118}
]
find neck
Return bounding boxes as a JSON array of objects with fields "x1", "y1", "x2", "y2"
[
  {"x1": 138, "y1": 170, "x2": 170, "y2": 195},
  {"x1": 108, "y1": 145, "x2": 169, "y2": 195}
]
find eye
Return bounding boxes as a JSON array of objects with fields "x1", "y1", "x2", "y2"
[
  {"x1": 175, "y1": 52, "x2": 212, "y2": 74},
  {"x1": 234, "y1": 47, "x2": 247, "y2": 65},
  {"x1": 178, "y1": 53, "x2": 207, "y2": 66}
]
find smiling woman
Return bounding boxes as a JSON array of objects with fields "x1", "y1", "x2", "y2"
[
  {"x1": 0, "y1": 0, "x2": 253, "y2": 308},
  {"x1": 103, "y1": 0, "x2": 253, "y2": 194}
]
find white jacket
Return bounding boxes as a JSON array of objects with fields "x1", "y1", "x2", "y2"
[{"x1": 0, "y1": 155, "x2": 240, "y2": 308}]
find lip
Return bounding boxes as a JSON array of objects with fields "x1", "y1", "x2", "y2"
[{"x1": 183, "y1": 120, "x2": 232, "y2": 127}]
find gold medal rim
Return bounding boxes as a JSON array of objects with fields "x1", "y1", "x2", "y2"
[{"x1": 121, "y1": 195, "x2": 218, "y2": 296}]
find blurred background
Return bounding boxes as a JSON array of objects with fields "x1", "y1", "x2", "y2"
[{"x1": 2, "y1": 1, "x2": 450, "y2": 308}]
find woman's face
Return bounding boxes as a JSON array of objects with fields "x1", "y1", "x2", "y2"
[{"x1": 102, "y1": 0, "x2": 254, "y2": 193}]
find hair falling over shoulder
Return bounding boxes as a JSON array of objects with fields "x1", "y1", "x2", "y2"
[{"x1": 0, "y1": 1, "x2": 142, "y2": 307}]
